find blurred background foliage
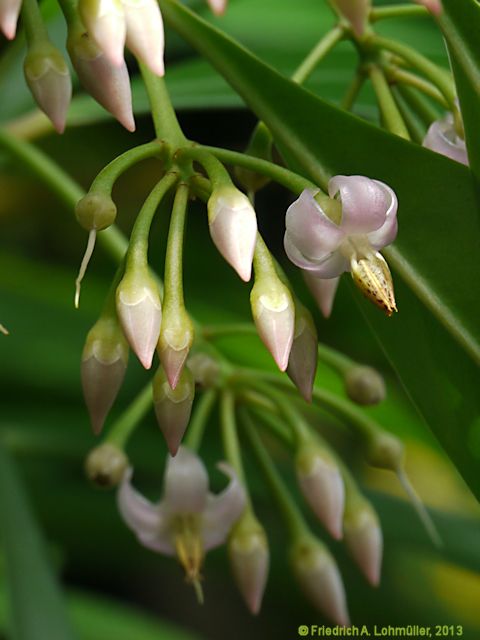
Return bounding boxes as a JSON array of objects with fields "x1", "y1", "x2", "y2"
[{"x1": 1, "y1": 0, "x2": 480, "y2": 638}]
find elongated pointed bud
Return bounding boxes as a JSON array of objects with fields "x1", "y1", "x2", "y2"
[
  {"x1": 296, "y1": 442, "x2": 345, "y2": 539},
  {"x1": 331, "y1": 0, "x2": 370, "y2": 37},
  {"x1": 250, "y1": 276, "x2": 294, "y2": 371},
  {"x1": 235, "y1": 122, "x2": 273, "y2": 194},
  {"x1": 0, "y1": 0, "x2": 21, "y2": 39},
  {"x1": 79, "y1": 0, "x2": 126, "y2": 66},
  {"x1": 344, "y1": 365, "x2": 386, "y2": 405},
  {"x1": 414, "y1": 0, "x2": 442, "y2": 15},
  {"x1": 116, "y1": 266, "x2": 162, "y2": 369},
  {"x1": 303, "y1": 273, "x2": 339, "y2": 319},
  {"x1": 123, "y1": 0, "x2": 165, "y2": 76},
  {"x1": 287, "y1": 304, "x2": 318, "y2": 402},
  {"x1": 206, "y1": 0, "x2": 227, "y2": 15},
  {"x1": 229, "y1": 511, "x2": 269, "y2": 615},
  {"x1": 208, "y1": 185, "x2": 258, "y2": 282},
  {"x1": 344, "y1": 495, "x2": 383, "y2": 586},
  {"x1": 81, "y1": 315, "x2": 129, "y2": 435},
  {"x1": 24, "y1": 45, "x2": 72, "y2": 133},
  {"x1": 158, "y1": 306, "x2": 194, "y2": 390},
  {"x1": 68, "y1": 29, "x2": 135, "y2": 131},
  {"x1": 351, "y1": 251, "x2": 397, "y2": 317},
  {"x1": 153, "y1": 365, "x2": 195, "y2": 456},
  {"x1": 85, "y1": 442, "x2": 129, "y2": 488},
  {"x1": 290, "y1": 535, "x2": 350, "y2": 626}
]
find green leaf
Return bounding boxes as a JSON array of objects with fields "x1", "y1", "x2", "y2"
[
  {"x1": 440, "y1": 0, "x2": 480, "y2": 178},
  {"x1": 158, "y1": 0, "x2": 480, "y2": 499},
  {"x1": 0, "y1": 443, "x2": 77, "y2": 640}
]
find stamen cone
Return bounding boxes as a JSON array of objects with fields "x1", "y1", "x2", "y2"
[{"x1": 350, "y1": 251, "x2": 397, "y2": 316}]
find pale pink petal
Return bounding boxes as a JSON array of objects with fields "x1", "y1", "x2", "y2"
[
  {"x1": 0, "y1": 0, "x2": 21, "y2": 39},
  {"x1": 284, "y1": 232, "x2": 349, "y2": 278},
  {"x1": 366, "y1": 181, "x2": 398, "y2": 250},
  {"x1": 117, "y1": 468, "x2": 162, "y2": 535},
  {"x1": 202, "y1": 462, "x2": 246, "y2": 551},
  {"x1": 285, "y1": 190, "x2": 344, "y2": 262},
  {"x1": 329, "y1": 175, "x2": 390, "y2": 235},
  {"x1": 304, "y1": 273, "x2": 340, "y2": 318},
  {"x1": 423, "y1": 116, "x2": 468, "y2": 166},
  {"x1": 163, "y1": 447, "x2": 209, "y2": 514},
  {"x1": 124, "y1": 0, "x2": 165, "y2": 76},
  {"x1": 206, "y1": 0, "x2": 227, "y2": 15}
]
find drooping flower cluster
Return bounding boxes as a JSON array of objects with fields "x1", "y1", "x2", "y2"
[{"x1": 284, "y1": 175, "x2": 398, "y2": 317}]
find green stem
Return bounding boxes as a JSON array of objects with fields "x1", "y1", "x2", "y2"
[
  {"x1": 396, "y1": 84, "x2": 440, "y2": 126},
  {"x1": 90, "y1": 141, "x2": 167, "y2": 194},
  {"x1": 252, "y1": 233, "x2": 277, "y2": 279},
  {"x1": 219, "y1": 390, "x2": 246, "y2": 486},
  {"x1": 292, "y1": 26, "x2": 345, "y2": 84},
  {"x1": 367, "y1": 34, "x2": 456, "y2": 109},
  {"x1": 317, "y1": 342, "x2": 354, "y2": 375},
  {"x1": 384, "y1": 65, "x2": 448, "y2": 108},
  {"x1": 368, "y1": 64, "x2": 410, "y2": 139},
  {"x1": 106, "y1": 384, "x2": 153, "y2": 449},
  {"x1": 184, "y1": 389, "x2": 217, "y2": 451},
  {"x1": 0, "y1": 128, "x2": 127, "y2": 263},
  {"x1": 240, "y1": 408, "x2": 308, "y2": 541},
  {"x1": 341, "y1": 71, "x2": 365, "y2": 110},
  {"x1": 370, "y1": 4, "x2": 429, "y2": 21},
  {"x1": 57, "y1": 0, "x2": 79, "y2": 28},
  {"x1": 175, "y1": 146, "x2": 232, "y2": 188},
  {"x1": 391, "y1": 87, "x2": 425, "y2": 144},
  {"x1": 139, "y1": 64, "x2": 186, "y2": 146},
  {"x1": 126, "y1": 171, "x2": 178, "y2": 270},
  {"x1": 197, "y1": 144, "x2": 317, "y2": 195},
  {"x1": 163, "y1": 182, "x2": 189, "y2": 306},
  {"x1": 22, "y1": 0, "x2": 49, "y2": 45}
]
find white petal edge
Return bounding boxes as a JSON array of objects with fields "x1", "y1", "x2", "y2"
[{"x1": 163, "y1": 446, "x2": 209, "y2": 514}]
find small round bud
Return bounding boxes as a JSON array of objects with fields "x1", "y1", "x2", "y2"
[
  {"x1": 364, "y1": 430, "x2": 404, "y2": 472},
  {"x1": 75, "y1": 192, "x2": 117, "y2": 231},
  {"x1": 85, "y1": 442, "x2": 129, "y2": 488},
  {"x1": 187, "y1": 352, "x2": 221, "y2": 387},
  {"x1": 344, "y1": 365, "x2": 386, "y2": 406}
]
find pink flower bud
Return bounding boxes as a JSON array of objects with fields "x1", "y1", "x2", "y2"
[
  {"x1": 290, "y1": 536, "x2": 350, "y2": 626},
  {"x1": 24, "y1": 45, "x2": 72, "y2": 133},
  {"x1": 287, "y1": 305, "x2": 318, "y2": 402},
  {"x1": 153, "y1": 366, "x2": 195, "y2": 456},
  {"x1": 0, "y1": 0, "x2": 21, "y2": 39},
  {"x1": 116, "y1": 267, "x2": 162, "y2": 369},
  {"x1": 206, "y1": 0, "x2": 227, "y2": 15},
  {"x1": 331, "y1": 0, "x2": 371, "y2": 37},
  {"x1": 303, "y1": 272, "x2": 340, "y2": 319},
  {"x1": 157, "y1": 306, "x2": 194, "y2": 390},
  {"x1": 414, "y1": 0, "x2": 442, "y2": 15},
  {"x1": 229, "y1": 512, "x2": 269, "y2": 615},
  {"x1": 81, "y1": 316, "x2": 129, "y2": 435},
  {"x1": 423, "y1": 113, "x2": 468, "y2": 165},
  {"x1": 123, "y1": 0, "x2": 165, "y2": 76},
  {"x1": 250, "y1": 276, "x2": 295, "y2": 371},
  {"x1": 68, "y1": 29, "x2": 135, "y2": 132},
  {"x1": 85, "y1": 442, "x2": 129, "y2": 488},
  {"x1": 296, "y1": 443, "x2": 345, "y2": 539},
  {"x1": 208, "y1": 185, "x2": 258, "y2": 282},
  {"x1": 344, "y1": 497, "x2": 382, "y2": 586},
  {"x1": 79, "y1": 0, "x2": 126, "y2": 67}
]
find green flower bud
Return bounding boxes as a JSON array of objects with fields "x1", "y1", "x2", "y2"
[
  {"x1": 157, "y1": 305, "x2": 194, "y2": 390},
  {"x1": 85, "y1": 442, "x2": 129, "y2": 488},
  {"x1": 364, "y1": 430, "x2": 404, "y2": 472},
  {"x1": 75, "y1": 192, "x2": 117, "y2": 231},
  {"x1": 344, "y1": 365, "x2": 386, "y2": 406}
]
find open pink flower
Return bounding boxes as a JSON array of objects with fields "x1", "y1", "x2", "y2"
[
  {"x1": 117, "y1": 447, "x2": 246, "y2": 588},
  {"x1": 284, "y1": 175, "x2": 398, "y2": 316},
  {"x1": 423, "y1": 113, "x2": 468, "y2": 166}
]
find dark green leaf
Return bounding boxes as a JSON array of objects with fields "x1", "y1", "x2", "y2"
[{"x1": 0, "y1": 443, "x2": 77, "y2": 640}]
